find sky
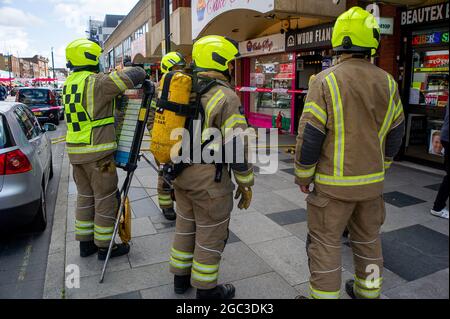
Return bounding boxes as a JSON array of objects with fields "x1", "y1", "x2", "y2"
[{"x1": 0, "y1": 0, "x2": 139, "y2": 68}]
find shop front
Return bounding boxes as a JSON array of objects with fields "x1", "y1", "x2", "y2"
[
  {"x1": 236, "y1": 33, "x2": 294, "y2": 131},
  {"x1": 399, "y1": 2, "x2": 449, "y2": 167},
  {"x1": 285, "y1": 22, "x2": 335, "y2": 134}
]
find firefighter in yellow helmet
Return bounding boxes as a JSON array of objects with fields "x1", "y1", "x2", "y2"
[
  {"x1": 146, "y1": 52, "x2": 187, "y2": 221},
  {"x1": 64, "y1": 38, "x2": 146, "y2": 260},
  {"x1": 294, "y1": 7, "x2": 405, "y2": 299},
  {"x1": 168, "y1": 36, "x2": 254, "y2": 299}
]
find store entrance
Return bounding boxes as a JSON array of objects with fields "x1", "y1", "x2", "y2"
[{"x1": 293, "y1": 52, "x2": 332, "y2": 132}]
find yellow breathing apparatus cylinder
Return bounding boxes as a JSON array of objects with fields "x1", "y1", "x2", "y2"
[{"x1": 150, "y1": 71, "x2": 193, "y2": 164}]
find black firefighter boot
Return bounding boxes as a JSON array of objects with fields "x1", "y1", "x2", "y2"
[
  {"x1": 345, "y1": 280, "x2": 358, "y2": 299},
  {"x1": 98, "y1": 243, "x2": 130, "y2": 261},
  {"x1": 80, "y1": 241, "x2": 98, "y2": 258},
  {"x1": 197, "y1": 284, "x2": 236, "y2": 300},
  {"x1": 174, "y1": 275, "x2": 192, "y2": 294},
  {"x1": 162, "y1": 207, "x2": 177, "y2": 221}
]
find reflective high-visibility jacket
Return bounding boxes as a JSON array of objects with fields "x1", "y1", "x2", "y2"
[
  {"x1": 63, "y1": 67, "x2": 146, "y2": 164},
  {"x1": 295, "y1": 55, "x2": 405, "y2": 201}
]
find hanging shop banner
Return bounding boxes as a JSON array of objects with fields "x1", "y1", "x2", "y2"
[
  {"x1": 239, "y1": 34, "x2": 285, "y2": 57},
  {"x1": 285, "y1": 23, "x2": 334, "y2": 52},
  {"x1": 192, "y1": 0, "x2": 275, "y2": 39},
  {"x1": 401, "y1": 2, "x2": 449, "y2": 27}
]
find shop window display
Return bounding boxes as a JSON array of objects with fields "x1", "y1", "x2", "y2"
[{"x1": 249, "y1": 53, "x2": 294, "y2": 130}]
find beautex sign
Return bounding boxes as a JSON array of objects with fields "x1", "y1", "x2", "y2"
[
  {"x1": 192, "y1": 0, "x2": 274, "y2": 39},
  {"x1": 286, "y1": 23, "x2": 334, "y2": 52},
  {"x1": 239, "y1": 34, "x2": 285, "y2": 57},
  {"x1": 401, "y1": 2, "x2": 449, "y2": 26}
]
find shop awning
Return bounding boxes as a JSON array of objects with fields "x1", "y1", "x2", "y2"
[{"x1": 32, "y1": 78, "x2": 57, "y2": 82}]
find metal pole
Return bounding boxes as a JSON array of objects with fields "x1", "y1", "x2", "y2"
[
  {"x1": 8, "y1": 54, "x2": 12, "y2": 89},
  {"x1": 51, "y1": 47, "x2": 56, "y2": 87},
  {"x1": 164, "y1": 0, "x2": 171, "y2": 54}
]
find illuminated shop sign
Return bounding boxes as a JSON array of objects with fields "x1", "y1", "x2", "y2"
[{"x1": 412, "y1": 32, "x2": 449, "y2": 45}]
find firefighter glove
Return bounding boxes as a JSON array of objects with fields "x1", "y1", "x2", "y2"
[{"x1": 235, "y1": 185, "x2": 252, "y2": 210}]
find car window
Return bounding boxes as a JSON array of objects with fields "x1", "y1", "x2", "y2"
[
  {"x1": 18, "y1": 89, "x2": 49, "y2": 105},
  {"x1": 14, "y1": 105, "x2": 40, "y2": 140},
  {"x1": 0, "y1": 114, "x2": 13, "y2": 149},
  {"x1": 23, "y1": 106, "x2": 43, "y2": 134}
]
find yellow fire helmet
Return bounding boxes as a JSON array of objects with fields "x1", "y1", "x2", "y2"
[
  {"x1": 332, "y1": 7, "x2": 381, "y2": 56},
  {"x1": 192, "y1": 35, "x2": 240, "y2": 72},
  {"x1": 161, "y1": 52, "x2": 186, "y2": 74},
  {"x1": 66, "y1": 38, "x2": 103, "y2": 68}
]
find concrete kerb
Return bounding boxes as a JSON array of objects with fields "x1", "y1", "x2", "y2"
[{"x1": 43, "y1": 151, "x2": 70, "y2": 299}]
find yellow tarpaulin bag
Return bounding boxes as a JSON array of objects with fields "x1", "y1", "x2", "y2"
[
  {"x1": 150, "y1": 71, "x2": 193, "y2": 164},
  {"x1": 119, "y1": 197, "x2": 132, "y2": 245}
]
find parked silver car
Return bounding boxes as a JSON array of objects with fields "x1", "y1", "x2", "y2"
[{"x1": 0, "y1": 102, "x2": 53, "y2": 232}]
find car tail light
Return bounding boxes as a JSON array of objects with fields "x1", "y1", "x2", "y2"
[{"x1": 0, "y1": 149, "x2": 32, "y2": 175}]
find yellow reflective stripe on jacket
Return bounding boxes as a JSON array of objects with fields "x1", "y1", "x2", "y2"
[
  {"x1": 295, "y1": 166, "x2": 316, "y2": 178},
  {"x1": 205, "y1": 89, "x2": 225, "y2": 128},
  {"x1": 66, "y1": 142, "x2": 118, "y2": 154},
  {"x1": 193, "y1": 261, "x2": 220, "y2": 274},
  {"x1": 170, "y1": 257, "x2": 193, "y2": 270},
  {"x1": 86, "y1": 76, "x2": 95, "y2": 118},
  {"x1": 326, "y1": 73, "x2": 345, "y2": 177},
  {"x1": 315, "y1": 172, "x2": 385, "y2": 186},
  {"x1": 221, "y1": 114, "x2": 247, "y2": 133},
  {"x1": 171, "y1": 248, "x2": 193, "y2": 261},
  {"x1": 394, "y1": 100, "x2": 403, "y2": 122},
  {"x1": 91, "y1": 117, "x2": 115, "y2": 128},
  {"x1": 109, "y1": 72, "x2": 127, "y2": 92},
  {"x1": 192, "y1": 269, "x2": 219, "y2": 283},
  {"x1": 234, "y1": 171, "x2": 254, "y2": 184},
  {"x1": 304, "y1": 102, "x2": 327, "y2": 126},
  {"x1": 310, "y1": 285, "x2": 340, "y2": 299},
  {"x1": 379, "y1": 76, "x2": 397, "y2": 149}
]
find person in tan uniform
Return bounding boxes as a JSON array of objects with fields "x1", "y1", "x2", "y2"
[
  {"x1": 294, "y1": 8, "x2": 405, "y2": 299},
  {"x1": 63, "y1": 38, "x2": 146, "y2": 260},
  {"x1": 146, "y1": 52, "x2": 187, "y2": 221},
  {"x1": 168, "y1": 36, "x2": 254, "y2": 299}
]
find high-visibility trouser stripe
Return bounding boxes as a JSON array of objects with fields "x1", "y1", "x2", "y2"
[
  {"x1": 192, "y1": 269, "x2": 219, "y2": 283},
  {"x1": 295, "y1": 165, "x2": 316, "y2": 179},
  {"x1": 304, "y1": 102, "x2": 327, "y2": 126},
  {"x1": 394, "y1": 100, "x2": 403, "y2": 122},
  {"x1": 315, "y1": 172, "x2": 385, "y2": 186},
  {"x1": 94, "y1": 225, "x2": 114, "y2": 235},
  {"x1": 171, "y1": 248, "x2": 194, "y2": 261},
  {"x1": 151, "y1": 100, "x2": 157, "y2": 109},
  {"x1": 234, "y1": 172, "x2": 254, "y2": 184},
  {"x1": 109, "y1": 72, "x2": 127, "y2": 92},
  {"x1": 310, "y1": 285, "x2": 340, "y2": 299},
  {"x1": 355, "y1": 275, "x2": 383, "y2": 290},
  {"x1": 75, "y1": 220, "x2": 94, "y2": 228},
  {"x1": 221, "y1": 114, "x2": 247, "y2": 134},
  {"x1": 379, "y1": 76, "x2": 397, "y2": 150},
  {"x1": 205, "y1": 90, "x2": 225, "y2": 127},
  {"x1": 67, "y1": 142, "x2": 117, "y2": 154},
  {"x1": 354, "y1": 282, "x2": 382, "y2": 299},
  {"x1": 86, "y1": 76, "x2": 95, "y2": 118},
  {"x1": 159, "y1": 195, "x2": 173, "y2": 205},
  {"x1": 326, "y1": 73, "x2": 345, "y2": 177},
  {"x1": 384, "y1": 161, "x2": 393, "y2": 169},
  {"x1": 76, "y1": 229, "x2": 94, "y2": 236},
  {"x1": 94, "y1": 234, "x2": 113, "y2": 241},
  {"x1": 170, "y1": 257, "x2": 193, "y2": 270},
  {"x1": 193, "y1": 261, "x2": 220, "y2": 274}
]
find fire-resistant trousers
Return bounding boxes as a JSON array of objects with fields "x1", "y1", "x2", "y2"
[
  {"x1": 169, "y1": 187, "x2": 234, "y2": 290},
  {"x1": 306, "y1": 192, "x2": 385, "y2": 299},
  {"x1": 73, "y1": 155, "x2": 119, "y2": 248},
  {"x1": 155, "y1": 160, "x2": 174, "y2": 209}
]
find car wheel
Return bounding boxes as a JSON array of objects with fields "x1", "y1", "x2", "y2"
[{"x1": 32, "y1": 184, "x2": 47, "y2": 232}]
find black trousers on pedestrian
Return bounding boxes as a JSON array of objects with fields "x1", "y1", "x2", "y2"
[{"x1": 433, "y1": 141, "x2": 449, "y2": 211}]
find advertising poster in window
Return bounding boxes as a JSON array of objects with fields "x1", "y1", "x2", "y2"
[{"x1": 429, "y1": 130, "x2": 445, "y2": 156}]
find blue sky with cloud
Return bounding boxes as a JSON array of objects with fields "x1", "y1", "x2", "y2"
[{"x1": 0, "y1": 0, "x2": 138, "y2": 68}]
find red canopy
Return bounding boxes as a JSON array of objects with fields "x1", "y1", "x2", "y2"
[{"x1": 0, "y1": 78, "x2": 14, "y2": 81}]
